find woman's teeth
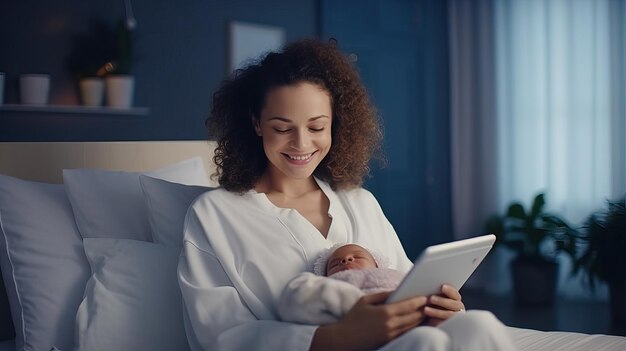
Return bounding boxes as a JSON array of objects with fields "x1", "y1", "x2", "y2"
[{"x1": 287, "y1": 153, "x2": 313, "y2": 161}]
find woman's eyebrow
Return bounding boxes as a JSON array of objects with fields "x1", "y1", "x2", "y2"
[
  {"x1": 268, "y1": 115, "x2": 329, "y2": 122},
  {"x1": 308, "y1": 115, "x2": 330, "y2": 121},
  {"x1": 268, "y1": 116, "x2": 291, "y2": 122}
]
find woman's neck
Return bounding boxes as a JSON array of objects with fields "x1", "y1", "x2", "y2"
[{"x1": 255, "y1": 169, "x2": 319, "y2": 198}]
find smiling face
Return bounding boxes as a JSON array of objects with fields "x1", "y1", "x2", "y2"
[
  {"x1": 326, "y1": 244, "x2": 378, "y2": 276},
  {"x1": 254, "y1": 82, "x2": 333, "y2": 183}
]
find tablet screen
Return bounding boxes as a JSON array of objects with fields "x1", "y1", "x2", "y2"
[{"x1": 386, "y1": 234, "x2": 495, "y2": 303}]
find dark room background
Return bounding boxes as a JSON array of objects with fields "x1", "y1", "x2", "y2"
[{"x1": 0, "y1": 0, "x2": 453, "y2": 260}]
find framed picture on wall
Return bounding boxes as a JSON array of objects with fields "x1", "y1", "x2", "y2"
[{"x1": 228, "y1": 21, "x2": 286, "y2": 72}]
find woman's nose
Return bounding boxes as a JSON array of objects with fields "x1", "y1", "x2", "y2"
[{"x1": 291, "y1": 129, "x2": 310, "y2": 149}]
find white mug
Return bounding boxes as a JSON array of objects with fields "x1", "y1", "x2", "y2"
[
  {"x1": 80, "y1": 78, "x2": 105, "y2": 107},
  {"x1": 106, "y1": 75, "x2": 134, "y2": 108},
  {"x1": 20, "y1": 74, "x2": 51, "y2": 105}
]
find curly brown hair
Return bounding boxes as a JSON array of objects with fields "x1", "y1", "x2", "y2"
[{"x1": 208, "y1": 38, "x2": 383, "y2": 192}]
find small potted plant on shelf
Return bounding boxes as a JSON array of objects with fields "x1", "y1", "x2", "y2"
[
  {"x1": 66, "y1": 20, "x2": 115, "y2": 107},
  {"x1": 573, "y1": 196, "x2": 626, "y2": 333},
  {"x1": 100, "y1": 18, "x2": 135, "y2": 109},
  {"x1": 484, "y1": 193, "x2": 579, "y2": 305}
]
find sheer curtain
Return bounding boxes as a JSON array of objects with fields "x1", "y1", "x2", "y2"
[
  {"x1": 450, "y1": 0, "x2": 626, "y2": 298},
  {"x1": 494, "y1": 0, "x2": 625, "y2": 223}
]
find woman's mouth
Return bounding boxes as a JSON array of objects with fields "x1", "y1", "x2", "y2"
[{"x1": 282, "y1": 151, "x2": 317, "y2": 163}]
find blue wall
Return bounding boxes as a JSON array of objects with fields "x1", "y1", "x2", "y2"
[
  {"x1": 0, "y1": 0, "x2": 319, "y2": 141},
  {"x1": 322, "y1": 0, "x2": 453, "y2": 259}
]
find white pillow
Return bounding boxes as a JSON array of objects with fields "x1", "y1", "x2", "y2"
[
  {"x1": 75, "y1": 238, "x2": 190, "y2": 351},
  {"x1": 0, "y1": 175, "x2": 90, "y2": 351},
  {"x1": 139, "y1": 175, "x2": 213, "y2": 247},
  {"x1": 63, "y1": 157, "x2": 210, "y2": 241}
]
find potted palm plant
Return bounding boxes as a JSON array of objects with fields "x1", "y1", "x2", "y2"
[
  {"x1": 101, "y1": 18, "x2": 135, "y2": 108},
  {"x1": 66, "y1": 20, "x2": 115, "y2": 106},
  {"x1": 485, "y1": 193, "x2": 578, "y2": 305},
  {"x1": 574, "y1": 196, "x2": 626, "y2": 333}
]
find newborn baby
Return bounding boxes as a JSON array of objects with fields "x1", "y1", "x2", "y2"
[
  {"x1": 321, "y1": 243, "x2": 404, "y2": 294},
  {"x1": 278, "y1": 243, "x2": 405, "y2": 324}
]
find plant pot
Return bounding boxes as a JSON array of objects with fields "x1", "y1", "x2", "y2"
[
  {"x1": 20, "y1": 74, "x2": 51, "y2": 105},
  {"x1": 79, "y1": 78, "x2": 105, "y2": 107},
  {"x1": 610, "y1": 280, "x2": 626, "y2": 333},
  {"x1": 511, "y1": 256, "x2": 557, "y2": 305},
  {"x1": 105, "y1": 75, "x2": 134, "y2": 108}
]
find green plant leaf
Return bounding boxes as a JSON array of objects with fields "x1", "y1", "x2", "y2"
[
  {"x1": 542, "y1": 214, "x2": 570, "y2": 229},
  {"x1": 485, "y1": 193, "x2": 584, "y2": 261},
  {"x1": 530, "y1": 193, "x2": 546, "y2": 219},
  {"x1": 574, "y1": 196, "x2": 626, "y2": 290}
]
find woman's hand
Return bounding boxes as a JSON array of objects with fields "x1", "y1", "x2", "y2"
[
  {"x1": 423, "y1": 284, "x2": 465, "y2": 326},
  {"x1": 311, "y1": 291, "x2": 428, "y2": 351}
]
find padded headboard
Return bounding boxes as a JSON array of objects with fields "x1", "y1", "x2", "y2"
[{"x1": 0, "y1": 141, "x2": 218, "y2": 184}]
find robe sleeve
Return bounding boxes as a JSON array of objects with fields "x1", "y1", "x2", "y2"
[
  {"x1": 278, "y1": 272, "x2": 363, "y2": 325},
  {"x1": 177, "y1": 215, "x2": 318, "y2": 351}
]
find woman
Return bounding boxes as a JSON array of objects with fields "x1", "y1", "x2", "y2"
[{"x1": 177, "y1": 39, "x2": 516, "y2": 350}]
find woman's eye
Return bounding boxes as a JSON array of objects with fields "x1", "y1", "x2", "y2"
[
  {"x1": 309, "y1": 127, "x2": 325, "y2": 132},
  {"x1": 273, "y1": 128, "x2": 291, "y2": 134}
]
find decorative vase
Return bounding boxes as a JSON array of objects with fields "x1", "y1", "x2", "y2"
[
  {"x1": 105, "y1": 75, "x2": 134, "y2": 108},
  {"x1": 79, "y1": 78, "x2": 105, "y2": 107},
  {"x1": 20, "y1": 74, "x2": 51, "y2": 105}
]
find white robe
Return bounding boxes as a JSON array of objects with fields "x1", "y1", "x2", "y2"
[
  {"x1": 277, "y1": 268, "x2": 405, "y2": 325},
  {"x1": 177, "y1": 178, "x2": 413, "y2": 351}
]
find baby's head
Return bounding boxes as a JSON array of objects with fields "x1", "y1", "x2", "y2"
[
  {"x1": 313, "y1": 243, "x2": 391, "y2": 276},
  {"x1": 325, "y1": 244, "x2": 377, "y2": 276}
]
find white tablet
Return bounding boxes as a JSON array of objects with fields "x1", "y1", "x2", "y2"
[{"x1": 386, "y1": 234, "x2": 496, "y2": 303}]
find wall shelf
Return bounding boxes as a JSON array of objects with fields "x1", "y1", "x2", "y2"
[{"x1": 0, "y1": 104, "x2": 149, "y2": 116}]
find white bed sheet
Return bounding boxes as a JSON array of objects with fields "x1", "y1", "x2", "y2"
[
  {"x1": 508, "y1": 327, "x2": 626, "y2": 351},
  {"x1": 1, "y1": 327, "x2": 625, "y2": 350}
]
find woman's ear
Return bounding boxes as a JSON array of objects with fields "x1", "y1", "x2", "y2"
[{"x1": 252, "y1": 117, "x2": 262, "y2": 136}]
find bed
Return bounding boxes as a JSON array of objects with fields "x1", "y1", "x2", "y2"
[{"x1": 0, "y1": 141, "x2": 625, "y2": 351}]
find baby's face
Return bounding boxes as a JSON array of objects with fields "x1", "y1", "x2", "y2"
[{"x1": 326, "y1": 244, "x2": 377, "y2": 276}]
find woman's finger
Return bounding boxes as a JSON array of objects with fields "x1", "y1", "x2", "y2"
[
  {"x1": 428, "y1": 294, "x2": 465, "y2": 312},
  {"x1": 387, "y1": 295, "x2": 428, "y2": 315},
  {"x1": 424, "y1": 306, "x2": 457, "y2": 320},
  {"x1": 441, "y1": 284, "x2": 462, "y2": 301},
  {"x1": 359, "y1": 291, "x2": 393, "y2": 305},
  {"x1": 388, "y1": 309, "x2": 427, "y2": 334}
]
